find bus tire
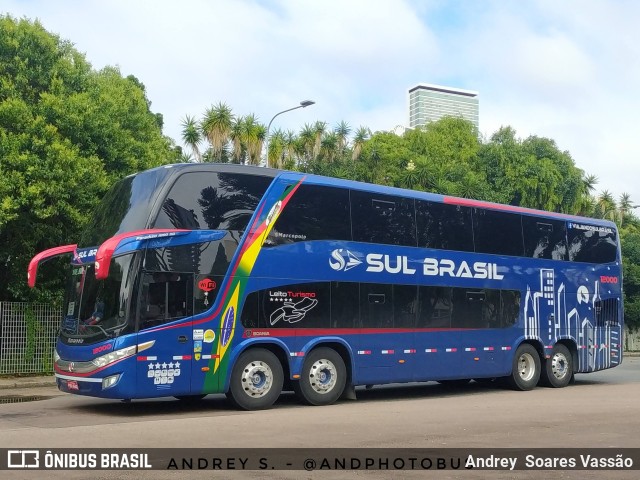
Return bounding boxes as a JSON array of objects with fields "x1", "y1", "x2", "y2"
[
  {"x1": 226, "y1": 348, "x2": 283, "y2": 410},
  {"x1": 293, "y1": 347, "x2": 346, "y2": 406},
  {"x1": 508, "y1": 343, "x2": 541, "y2": 391},
  {"x1": 540, "y1": 344, "x2": 573, "y2": 388}
]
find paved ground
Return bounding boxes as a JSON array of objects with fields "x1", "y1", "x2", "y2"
[
  {"x1": 1, "y1": 351, "x2": 637, "y2": 392},
  {"x1": 0, "y1": 355, "x2": 639, "y2": 479}
]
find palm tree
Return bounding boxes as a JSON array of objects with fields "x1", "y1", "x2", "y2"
[
  {"x1": 298, "y1": 123, "x2": 316, "y2": 164},
  {"x1": 267, "y1": 129, "x2": 285, "y2": 168},
  {"x1": 618, "y1": 192, "x2": 634, "y2": 226},
  {"x1": 352, "y1": 126, "x2": 370, "y2": 161},
  {"x1": 180, "y1": 115, "x2": 202, "y2": 162},
  {"x1": 320, "y1": 132, "x2": 338, "y2": 163},
  {"x1": 596, "y1": 190, "x2": 619, "y2": 222},
  {"x1": 313, "y1": 121, "x2": 327, "y2": 160},
  {"x1": 335, "y1": 121, "x2": 351, "y2": 157},
  {"x1": 582, "y1": 174, "x2": 599, "y2": 195},
  {"x1": 241, "y1": 114, "x2": 265, "y2": 165},
  {"x1": 283, "y1": 130, "x2": 297, "y2": 167},
  {"x1": 178, "y1": 151, "x2": 193, "y2": 163},
  {"x1": 201, "y1": 102, "x2": 234, "y2": 162},
  {"x1": 229, "y1": 117, "x2": 244, "y2": 164}
]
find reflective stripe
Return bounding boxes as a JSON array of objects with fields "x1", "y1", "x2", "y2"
[{"x1": 55, "y1": 373, "x2": 102, "y2": 383}]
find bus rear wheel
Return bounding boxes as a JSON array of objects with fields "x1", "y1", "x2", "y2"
[
  {"x1": 540, "y1": 344, "x2": 573, "y2": 388},
  {"x1": 226, "y1": 348, "x2": 283, "y2": 410},
  {"x1": 294, "y1": 347, "x2": 346, "y2": 406},
  {"x1": 508, "y1": 344, "x2": 541, "y2": 391}
]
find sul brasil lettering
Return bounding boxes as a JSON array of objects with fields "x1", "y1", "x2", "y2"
[
  {"x1": 366, "y1": 254, "x2": 504, "y2": 279},
  {"x1": 329, "y1": 250, "x2": 505, "y2": 279}
]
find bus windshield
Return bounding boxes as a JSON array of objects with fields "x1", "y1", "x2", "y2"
[{"x1": 60, "y1": 253, "x2": 138, "y2": 344}]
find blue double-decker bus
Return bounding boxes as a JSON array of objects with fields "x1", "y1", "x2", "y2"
[{"x1": 28, "y1": 163, "x2": 623, "y2": 410}]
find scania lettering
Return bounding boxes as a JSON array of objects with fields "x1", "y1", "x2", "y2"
[{"x1": 28, "y1": 163, "x2": 623, "y2": 410}]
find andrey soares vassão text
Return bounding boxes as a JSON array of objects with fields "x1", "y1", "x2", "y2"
[{"x1": 466, "y1": 454, "x2": 634, "y2": 470}]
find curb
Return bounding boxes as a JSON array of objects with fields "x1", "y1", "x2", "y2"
[{"x1": 0, "y1": 377, "x2": 56, "y2": 390}]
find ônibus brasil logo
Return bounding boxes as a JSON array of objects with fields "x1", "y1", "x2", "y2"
[{"x1": 329, "y1": 249, "x2": 362, "y2": 271}]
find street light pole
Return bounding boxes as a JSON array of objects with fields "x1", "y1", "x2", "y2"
[{"x1": 264, "y1": 100, "x2": 315, "y2": 167}]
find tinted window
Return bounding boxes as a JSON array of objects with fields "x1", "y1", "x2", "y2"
[
  {"x1": 522, "y1": 216, "x2": 568, "y2": 260},
  {"x1": 267, "y1": 185, "x2": 351, "y2": 246},
  {"x1": 80, "y1": 168, "x2": 173, "y2": 246},
  {"x1": 138, "y1": 271, "x2": 193, "y2": 330},
  {"x1": 394, "y1": 285, "x2": 418, "y2": 328},
  {"x1": 154, "y1": 172, "x2": 272, "y2": 231},
  {"x1": 417, "y1": 286, "x2": 452, "y2": 328},
  {"x1": 417, "y1": 286, "x2": 519, "y2": 329},
  {"x1": 351, "y1": 191, "x2": 417, "y2": 246},
  {"x1": 241, "y1": 292, "x2": 260, "y2": 328},
  {"x1": 416, "y1": 201, "x2": 474, "y2": 252},
  {"x1": 473, "y1": 209, "x2": 524, "y2": 256},
  {"x1": 567, "y1": 223, "x2": 617, "y2": 263},
  {"x1": 360, "y1": 283, "x2": 393, "y2": 328},
  {"x1": 595, "y1": 298, "x2": 619, "y2": 326},
  {"x1": 331, "y1": 282, "x2": 359, "y2": 328},
  {"x1": 450, "y1": 289, "x2": 486, "y2": 328}
]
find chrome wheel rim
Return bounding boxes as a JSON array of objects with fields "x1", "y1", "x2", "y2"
[
  {"x1": 240, "y1": 360, "x2": 273, "y2": 398},
  {"x1": 517, "y1": 352, "x2": 536, "y2": 382},
  {"x1": 308, "y1": 359, "x2": 337, "y2": 394},
  {"x1": 551, "y1": 351, "x2": 569, "y2": 380}
]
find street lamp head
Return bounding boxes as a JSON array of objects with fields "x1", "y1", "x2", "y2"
[{"x1": 300, "y1": 100, "x2": 315, "y2": 108}]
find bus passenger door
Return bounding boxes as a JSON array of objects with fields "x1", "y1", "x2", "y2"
[{"x1": 136, "y1": 271, "x2": 194, "y2": 398}]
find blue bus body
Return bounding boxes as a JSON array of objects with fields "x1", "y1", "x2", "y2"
[{"x1": 29, "y1": 164, "x2": 622, "y2": 409}]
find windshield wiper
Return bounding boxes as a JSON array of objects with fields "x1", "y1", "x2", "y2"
[{"x1": 82, "y1": 323, "x2": 112, "y2": 338}]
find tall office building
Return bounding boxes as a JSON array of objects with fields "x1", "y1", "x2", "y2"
[{"x1": 408, "y1": 84, "x2": 479, "y2": 129}]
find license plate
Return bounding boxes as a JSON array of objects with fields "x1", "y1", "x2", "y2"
[{"x1": 66, "y1": 380, "x2": 79, "y2": 390}]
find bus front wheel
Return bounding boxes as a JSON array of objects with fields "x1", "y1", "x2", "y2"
[
  {"x1": 226, "y1": 348, "x2": 283, "y2": 410},
  {"x1": 508, "y1": 344, "x2": 541, "y2": 391},
  {"x1": 540, "y1": 344, "x2": 573, "y2": 388},
  {"x1": 293, "y1": 347, "x2": 346, "y2": 406}
]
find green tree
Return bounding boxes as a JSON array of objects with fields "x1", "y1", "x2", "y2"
[
  {"x1": 621, "y1": 225, "x2": 640, "y2": 331},
  {"x1": 0, "y1": 15, "x2": 177, "y2": 301}
]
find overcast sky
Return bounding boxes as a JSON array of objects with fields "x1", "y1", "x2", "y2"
[{"x1": 4, "y1": 0, "x2": 639, "y2": 205}]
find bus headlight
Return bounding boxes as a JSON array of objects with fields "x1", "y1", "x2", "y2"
[
  {"x1": 102, "y1": 374, "x2": 120, "y2": 389},
  {"x1": 54, "y1": 349, "x2": 60, "y2": 363},
  {"x1": 92, "y1": 345, "x2": 137, "y2": 368}
]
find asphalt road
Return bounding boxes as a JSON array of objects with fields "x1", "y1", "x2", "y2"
[{"x1": 1, "y1": 357, "x2": 639, "y2": 479}]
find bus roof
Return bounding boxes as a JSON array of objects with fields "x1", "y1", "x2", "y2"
[{"x1": 158, "y1": 163, "x2": 617, "y2": 229}]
